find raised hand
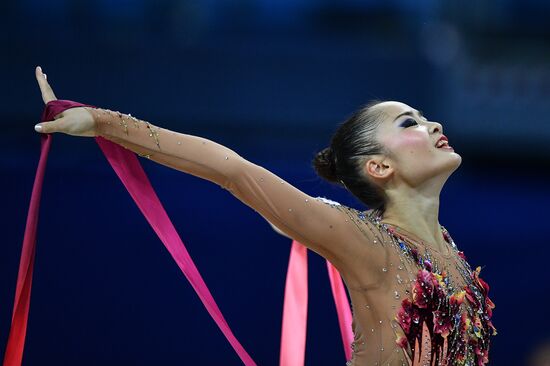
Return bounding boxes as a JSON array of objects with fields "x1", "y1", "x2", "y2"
[{"x1": 34, "y1": 66, "x2": 97, "y2": 137}]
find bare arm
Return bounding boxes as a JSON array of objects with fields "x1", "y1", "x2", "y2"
[
  {"x1": 88, "y1": 107, "x2": 363, "y2": 267},
  {"x1": 33, "y1": 66, "x2": 378, "y2": 274}
]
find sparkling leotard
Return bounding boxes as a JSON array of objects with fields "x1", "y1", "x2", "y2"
[
  {"x1": 329, "y1": 203, "x2": 497, "y2": 365},
  {"x1": 81, "y1": 106, "x2": 496, "y2": 365}
]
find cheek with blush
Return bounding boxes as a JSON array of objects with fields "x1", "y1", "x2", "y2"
[{"x1": 388, "y1": 134, "x2": 432, "y2": 159}]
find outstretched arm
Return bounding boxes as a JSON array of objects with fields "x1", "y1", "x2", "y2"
[
  {"x1": 88, "y1": 108, "x2": 359, "y2": 267},
  {"x1": 33, "y1": 66, "x2": 374, "y2": 273}
]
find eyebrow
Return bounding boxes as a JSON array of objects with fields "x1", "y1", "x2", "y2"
[{"x1": 393, "y1": 109, "x2": 424, "y2": 122}]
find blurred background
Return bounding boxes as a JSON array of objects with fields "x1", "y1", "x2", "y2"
[{"x1": 2, "y1": 0, "x2": 550, "y2": 364}]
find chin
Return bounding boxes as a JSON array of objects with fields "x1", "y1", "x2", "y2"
[
  {"x1": 452, "y1": 151, "x2": 462, "y2": 163},
  {"x1": 446, "y1": 152, "x2": 462, "y2": 172}
]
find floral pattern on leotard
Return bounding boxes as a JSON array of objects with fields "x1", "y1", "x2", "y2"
[
  {"x1": 394, "y1": 256, "x2": 497, "y2": 365},
  {"x1": 361, "y1": 210, "x2": 497, "y2": 366}
]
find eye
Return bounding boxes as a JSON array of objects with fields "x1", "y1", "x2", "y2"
[{"x1": 400, "y1": 118, "x2": 418, "y2": 128}]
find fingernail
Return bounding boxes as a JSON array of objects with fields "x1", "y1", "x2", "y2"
[
  {"x1": 35, "y1": 124, "x2": 42, "y2": 132},
  {"x1": 44, "y1": 73, "x2": 47, "y2": 79}
]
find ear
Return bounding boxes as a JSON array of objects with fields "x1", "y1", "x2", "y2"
[{"x1": 364, "y1": 156, "x2": 394, "y2": 180}]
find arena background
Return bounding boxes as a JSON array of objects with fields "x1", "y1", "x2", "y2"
[{"x1": 2, "y1": 1, "x2": 550, "y2": 365}]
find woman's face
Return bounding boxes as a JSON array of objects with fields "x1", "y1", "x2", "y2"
[{"x1": 369, "y1": 101, "x2": 462, "y2": 187}]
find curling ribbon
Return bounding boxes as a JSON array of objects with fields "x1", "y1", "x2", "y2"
[
  {"x1": 279, "y1": 240, "x2": 353, "y2": 365},
  {"x1": 326, "y1": 259, "x2": 353, "y2": 361},
  {"x1": 279, "y1": 241, "x2": 308, "y2": 366},
  {"x1": 3, "y1": 100, "x2": 255, "y2": 366},
  {"x1": 2, "y1": 125, "x2": 52, "y2": 366}
]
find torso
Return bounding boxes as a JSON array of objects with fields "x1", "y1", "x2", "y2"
[{"x1": 336, "y1": 207, "x2": 496, "y2": 366}]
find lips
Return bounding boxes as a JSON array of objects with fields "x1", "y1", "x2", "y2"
[{"x1": 435, "y1": 135, "x2": 450, "y2": 148}]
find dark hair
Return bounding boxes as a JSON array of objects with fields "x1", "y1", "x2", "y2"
[{"x1": 313, "y1": 100, "x2": 391, "y2": 212}]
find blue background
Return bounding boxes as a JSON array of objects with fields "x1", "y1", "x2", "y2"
[{"x1": 1, "y1": 1, "x2": 550, "y2": 365}]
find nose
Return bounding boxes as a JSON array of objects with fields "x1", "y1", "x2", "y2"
[{"x1": 429, "y1": 120, "x2": 443, "y2": 135}]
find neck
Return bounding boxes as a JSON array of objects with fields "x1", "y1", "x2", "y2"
[{"x1": 379, "y1": 183, "x2": 446, "y2": 252}]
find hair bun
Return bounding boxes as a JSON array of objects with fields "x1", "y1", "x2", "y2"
[{"x1": 312, "y1": 147, "x2": 339, "y2": 183}]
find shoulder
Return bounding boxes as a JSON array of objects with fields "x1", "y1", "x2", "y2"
[
  {"x1": 314, "y1": 197, "x2": 385, "y2": 238},
  {"x1": 312, "y1": 201, "x2": 394, "y2": 288}
]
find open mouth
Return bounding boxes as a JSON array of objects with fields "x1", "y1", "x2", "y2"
[
  {"x1": 436, "y1": 144, "x2": 454, "y2": 151},
  {"x1": 435, "y1": 139, "x2": 453, "y2": 150}
]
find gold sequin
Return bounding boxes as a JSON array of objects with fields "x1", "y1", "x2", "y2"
[
  {"x1": 137, "y1": 152, "x2": 153, "y2": 159},
  {"x1": 144, "y1": 121, "x2": 161, "y2": 149},
  {"x1": 117, "y1": 112, "x2": 129, "y2": 135},
  {"x1": 128, "y1": 114, "x2": 140, "y2": 129}
]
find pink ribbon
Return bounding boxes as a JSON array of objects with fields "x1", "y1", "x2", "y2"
[
  {"x1": 3, "y1": 100, "x2": 255, "y2": 366},
  {"x1": 5, "y1": 99, "x2": 353, "y2": 366},
  {"x1": 2, "y1": 131, "x2": 52, "y2": 366},
  {"x1": 279, "y1": 241, "x2": 309, "y2": 366},
  {"x1": 279, "y1": 240, "x2": 353, "y2": 365},
  {"x1": 326, "y1": 260, "x2": 354, "y2": 361}
]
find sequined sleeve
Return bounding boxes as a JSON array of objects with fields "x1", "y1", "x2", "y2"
[{"x1": 87, "y1": 107, "x2": 382, "y2": 271}]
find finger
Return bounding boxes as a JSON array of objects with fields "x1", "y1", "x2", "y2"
[
  {"x1": 34, "y1": 117, "x2": 65, "y2": 134},
  {"x1": 35, "y1": 66, "x2": 57, "y2": 104}
]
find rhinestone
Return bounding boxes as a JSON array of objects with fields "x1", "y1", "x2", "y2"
[
  {"x1": 177, "y1": 141, "x2": 181, "y2": 145},
  {"x1": 288, "y1": 208, "x2": 293, "y2": 212},
  {"x1": 305, "y1": 199, "x2": 309, "y2": 202},
  {"x1": 382, "y1": 267, "x2": 388, "y2": 272},
  {"x1": 225, "y1": 156, "x2": 229, "y2": 160}
]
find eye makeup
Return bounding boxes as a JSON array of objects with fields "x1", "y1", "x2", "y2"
[{"x1": 400, "y1": 118, "x2": 418, "y2": 128}]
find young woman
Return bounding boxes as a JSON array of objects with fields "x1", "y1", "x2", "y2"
[{"x1": 33, "y1": 66, "x2": 496, "y2": 365}]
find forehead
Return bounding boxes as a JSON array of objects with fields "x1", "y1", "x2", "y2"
[
  {"x1": 371, "y1": 101, "x2": 414, "y2": 121},
  {"x1": 372, "y1": 101, "x2": 416, "y2": 142}
]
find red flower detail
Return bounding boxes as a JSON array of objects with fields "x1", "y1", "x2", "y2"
[
  {"x1": 472, "y1": 267, "x2": 490, "y2": 295},
  {"x1": 467, "y1": 267, "x2": 497, "y2": 321},
  {"x1": 412, "y1": 269, "x2": 441, "y2": 308},
  {"x1": 433, "y1": 310, "x2": 453, "y2": 338},
  {"x1": 396, "y1": 335, "x2": 408, "y2": 349},
  {"x1": 475, "y1": 346, "x2": 490, "y2": 366},
  {"x1": 394, "y1": 265, "x2": 496, "y2": 365},
  {"x1": 395, "y1": 298, "x2": 415, "y2": 334}
]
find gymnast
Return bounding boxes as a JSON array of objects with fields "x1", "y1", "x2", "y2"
[{"x1": 33, "y1": 66, "x2": 496, "y2": 365}]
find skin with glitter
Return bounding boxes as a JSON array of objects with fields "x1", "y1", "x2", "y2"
[{"x1": 33, "y1": 66, "x2": 496, "y2": 365}]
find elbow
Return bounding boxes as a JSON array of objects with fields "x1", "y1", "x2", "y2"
[{"x1": 220, "y1": 154, "x2": 250, "y2": 191}]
